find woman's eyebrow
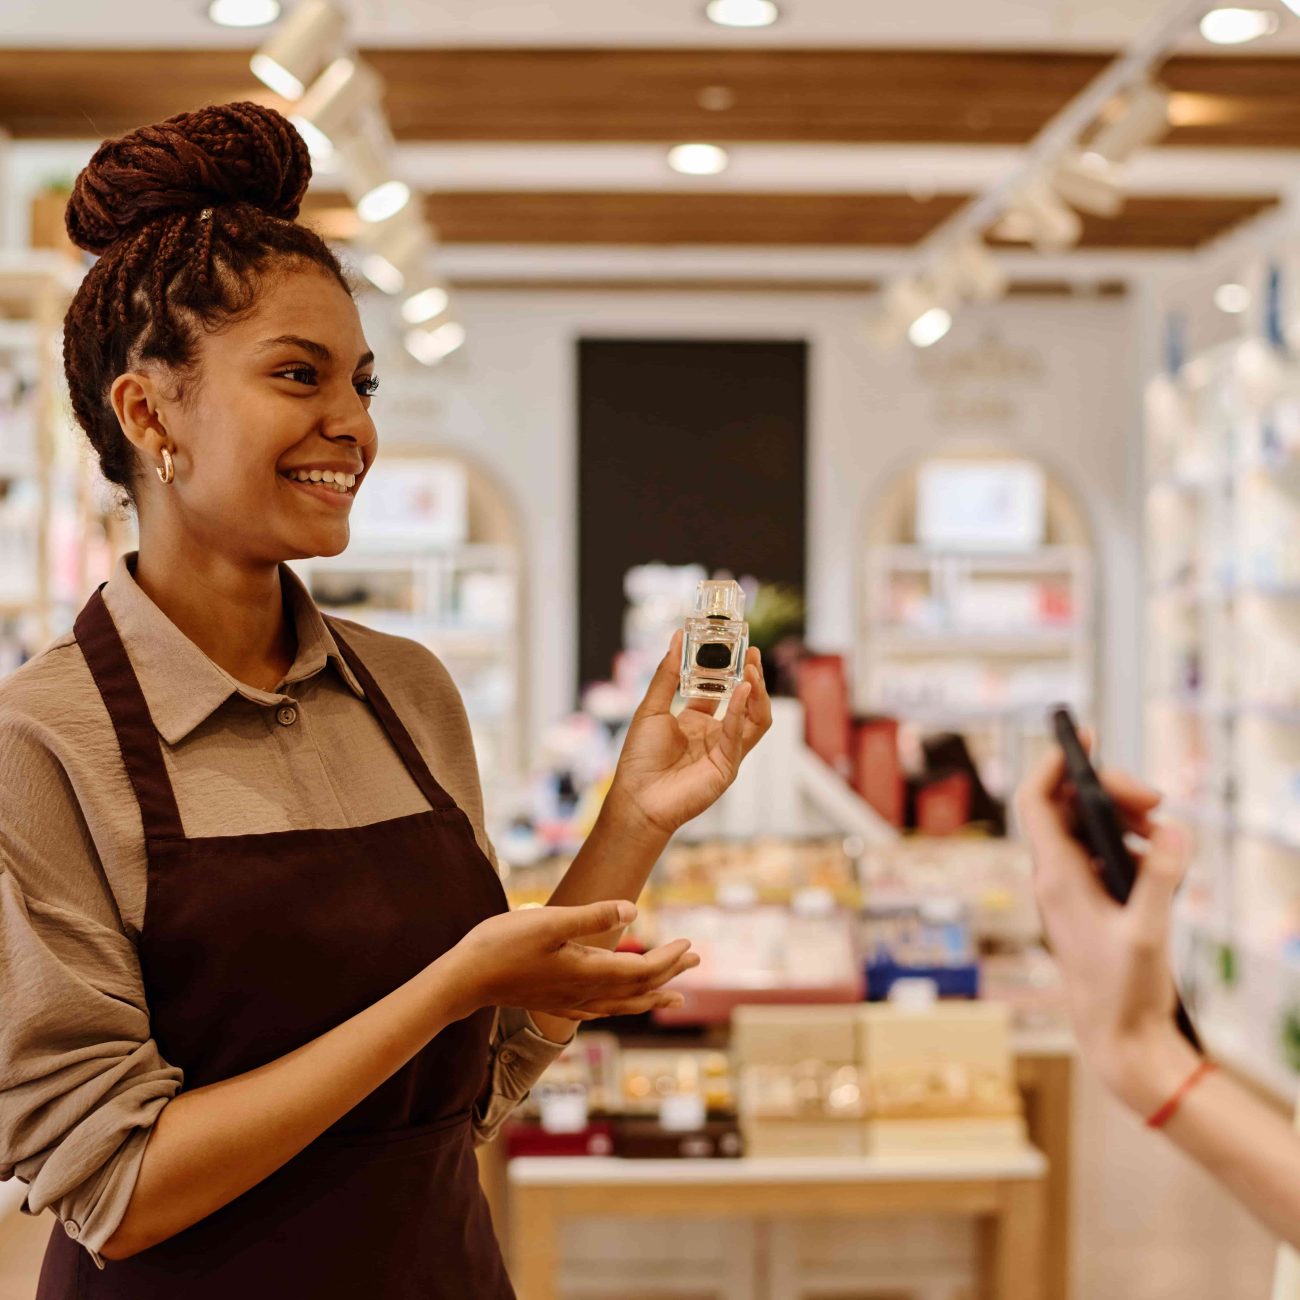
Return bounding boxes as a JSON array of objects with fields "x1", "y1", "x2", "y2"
[{"x1": 255, "y1": 334, "x2": 375, "y2": 368}]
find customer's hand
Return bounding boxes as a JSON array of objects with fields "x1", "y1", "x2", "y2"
[
  {"x1": 447, "y1": 900, "x2": 699, "y2": 1022},
  {"x1": 609, "y1": 630, "x2": 773, "y2": 838},
  {"x1": 1015, "y1": 743, "x2": 1201, "y2": 1114}
]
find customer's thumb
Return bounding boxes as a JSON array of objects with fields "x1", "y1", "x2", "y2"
[{"x1": 1128, "y1": 823, "x2": 1189, "y2": 937}]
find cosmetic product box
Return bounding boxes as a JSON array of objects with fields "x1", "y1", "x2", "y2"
[
  {"x1": 502, "y1": 1120, "x2": 616, "y2": 1159},
  {"x1": 612, "y1": 1118, "x2": 743, "y2": 1160}
]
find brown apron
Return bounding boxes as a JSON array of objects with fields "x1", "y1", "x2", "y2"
[{"x1": 36, "y1": 583, "x2": 516, "y2": 1299}]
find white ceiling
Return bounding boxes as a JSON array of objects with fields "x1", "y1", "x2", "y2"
[{"x1": 2, "y1": 0, "x2": 1300, "y2": 51}]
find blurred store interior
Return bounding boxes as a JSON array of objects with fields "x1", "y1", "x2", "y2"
[{"x1": 3, "y1": 1, "x2": 1300, "y2": 1297}]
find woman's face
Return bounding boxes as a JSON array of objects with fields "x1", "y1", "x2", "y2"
[{"x1": 133, "y1": 263, "x2": 379, "y2": 566}]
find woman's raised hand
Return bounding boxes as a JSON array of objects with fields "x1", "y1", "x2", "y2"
[{"x1": 447, "y1": 900, "x2": 699, "y2": 1022}]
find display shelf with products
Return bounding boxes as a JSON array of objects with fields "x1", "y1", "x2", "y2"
[
  {"x1": 858, "y1": 458, "x2": 1098, "y2": 805},
  {"x1": 0, "y1": 252, "x2": 130, "y2": 682},
  {"x1": 1145, "y1": 299, "x2": 1300, "y2": 1100}
]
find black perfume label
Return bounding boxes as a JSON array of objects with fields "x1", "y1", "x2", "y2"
[{"x1": 695, "y1": 642, "x2": 733, "y2": 669}]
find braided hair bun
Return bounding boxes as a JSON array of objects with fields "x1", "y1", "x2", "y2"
[
  {"x1": 62, "y1": 101, "x2": 352, "y2": 513},
  {"x1": 66, "y1": 101, "x2": 311, "y2": 255}
]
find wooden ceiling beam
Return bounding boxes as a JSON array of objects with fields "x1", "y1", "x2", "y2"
[
  {"x1": 300, "y1": 189, "x2": 1278, "y2": 249},
  {"x1": 2, "y1": 49, "x2": 1300, "y2": 149}
]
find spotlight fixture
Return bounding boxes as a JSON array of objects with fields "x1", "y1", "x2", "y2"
[
  {"x1": 405, "y1": 321, "x2": 466, "y2": 366},
  {"x1": 909, "y1": 307, "x2": 953, "y2": 349},
  {"x1": 357, "y1": 206, "x2": 430, "y2": 295},
  {"x1": 704, "y1": 0, "x2": 780, "y2": 28},
  {"x1": 401, "y1": 284, "x2": 452, "y2": 325},
  {"x1": 1088, "y1": 83, "x2": 1171, "y2": 163},
  {"x1": 250, "y1": 0, "x2": 346, "y2": 101},
  {"x1": 338, "y1": 116, "x2": 412, "y2": 224},
  {"x1": 933, "y1": 237, "x2": 1008, "y2": 305},
  {"x1": 993, "y1": 179, "x2": 1082, "y2": 252},
  {"x1": 209, "y1": 0, "x2": 280, "y2": 27},
  {"x1": 1052, "y1": 150, "x2": 1126, "y2": 218},
  {"x1": 292, "y1": 56, "x2": 383, "y2": 153},
  {"x1": 1199, "y1": 7, "x2": 1279, "y2": 44},
  {"x1": 1215, "y1": 283, "x2": 1252, "y2": 314},
  {"x1": 667, "y1": 143, "x2": 730, "y2": 176}
]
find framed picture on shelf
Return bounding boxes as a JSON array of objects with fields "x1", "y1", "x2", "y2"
[
  {"x1": 916, "y1": 459, "x2": 1046, "y2": 553},
  {"x1": 347, "y1": 456, "x2": 469, "y2": 547}
]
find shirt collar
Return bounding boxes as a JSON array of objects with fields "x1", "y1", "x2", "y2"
[{"x1": 99, "y1": 551, "x2": 366, "y2": 745}]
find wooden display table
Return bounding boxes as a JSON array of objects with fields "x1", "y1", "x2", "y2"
[{"x1": 510, "y1": 1148, "x2": 1047, "y2": 1300}]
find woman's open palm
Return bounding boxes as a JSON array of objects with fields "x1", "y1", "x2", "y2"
[{"x1": 613, "y1": 630, "x2": 773, "y2": 836}]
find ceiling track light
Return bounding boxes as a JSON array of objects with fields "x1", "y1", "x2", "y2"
[
  {"x1": 250, "y1": 0, "x2": 346, "y2": 101},
  {"x1": 291, "y1": 55, "x2": 383, "y2": 156},
  {"x1": 401, "y1": 284, "x2": 452, "y2": 326},
  {"x1": 1052, "y1": 150, "x2": 1127, "y2": 218},
  {"x1": 994, "y1": 178, "x2": 1083, "y2": 252},
  {"x1": 931, "y1": 236, "x2": 1008, "y2": 306},
  {"x1": 1088, "y1": 82, "x2": 1171, "y2": 163},
  {"x1": 337, "y1": 113, "x2": 412, "y2": 224},
  {"x1": 358, "y1": 210, "x2": 431, "y2": 294},
  {"x1": 405, "y1": 321, "x2": 466, "y2": 366}
]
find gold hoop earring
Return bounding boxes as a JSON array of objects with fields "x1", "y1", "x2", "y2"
[{"x1": 157, "y1": 447, "x2": 175, "y2": 485}]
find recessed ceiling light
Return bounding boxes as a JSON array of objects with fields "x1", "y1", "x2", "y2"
[
  {"x1": 909, "y1": 307, "x2": 952, "y2": 349},
  {"x1": 705, "y1": 0, "x2": 780, "y2": 29},
  {"x1": 668, "y1": 143, "x2": 730, "y2": 176},
  {"x1": 1215, "y1": 283, "x2": 1252, "y2": 314},
  {"x1": 1199, "y1": 7, "x2": 1279, "y2": 44},
  {"x1": 209, "y1": 0, "x2": 280, "y2": 26}
]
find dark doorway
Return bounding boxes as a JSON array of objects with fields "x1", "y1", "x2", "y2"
[{"x1": 577, "y1": 338, "x2": 808, "y2": 698}]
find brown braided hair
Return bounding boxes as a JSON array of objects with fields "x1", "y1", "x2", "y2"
[{"x1": 63, "y1": 101, "x2": 354, "y2": 512}]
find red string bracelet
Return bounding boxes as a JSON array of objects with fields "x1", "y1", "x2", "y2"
[{"x1": 1146, "y1": 1060, "x2": 1217, "y2": 1130}]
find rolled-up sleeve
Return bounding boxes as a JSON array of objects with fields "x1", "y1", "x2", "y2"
[
  {"x1": 0, "y1": 870, "x2": 183, "y2": 1267},
  {"x1": 470, "y1": 1008, "x2": 567, "y2": 1146}
]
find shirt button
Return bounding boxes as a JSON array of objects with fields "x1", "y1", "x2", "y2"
[
  {"x1": 499, "y1": 1048, "x2": 518, "y2": 1065},
  {"x1": 64, "y1": 1220, "x2": 80, "y2": 1239},
  {"x1": 276, "y1": 705, "x2": 298, "y2": 727}
]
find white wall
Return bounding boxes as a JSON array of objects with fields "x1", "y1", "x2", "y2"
[{"x1": 366, "y1": 288, "x2": 1144, "y2": 770}]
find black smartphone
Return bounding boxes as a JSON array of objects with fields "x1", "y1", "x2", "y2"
[{"x1": 1049, "y1": 707, "x2": 1203, "y2": 1054}]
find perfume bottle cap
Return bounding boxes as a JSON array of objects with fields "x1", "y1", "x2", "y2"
[{"x1": 693, "y1": 579, "x2": 746, "y2": 621}]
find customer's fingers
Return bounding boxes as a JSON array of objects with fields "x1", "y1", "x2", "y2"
[
  {"x1": 1097, "y1": 767, "x2": 1164, "y2": 815},
  {"x1": 1128, "y1": 823, "x2": 1190, "y2": 938}
]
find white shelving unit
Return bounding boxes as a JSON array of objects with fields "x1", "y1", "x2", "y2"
[
  {"x1": 288, "y1": 538, "x2": 523, "y2": 789},
  {"x1": 860, "y1": 541, "x2": 1096, "y2": 800},
  {"x1": 0, "y1": 251, "x2": 121, "y2": 680},
  {"x1": 1145, "y1": 333, "x2": 1300, "y2": 1100}
]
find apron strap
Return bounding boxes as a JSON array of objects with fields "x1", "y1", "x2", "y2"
[
  {"x1": 325, "y1": 619, "x2": 459, "y2": 813},
  {"x1": 73, "y1": 585, "x2": 187, "y2": 841}
]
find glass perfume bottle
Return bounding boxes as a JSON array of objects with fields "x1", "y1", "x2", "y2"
[{"x1": 680, "y1": 579, "x2": 749, "y2": 702}]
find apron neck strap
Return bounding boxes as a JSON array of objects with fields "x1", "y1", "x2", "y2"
[
  {"x1": 325, "y1": 619, "x2": 459, "y2": 813},
  {"x1": 74, "y1": 585, "x2": 186, "y2": 841}
]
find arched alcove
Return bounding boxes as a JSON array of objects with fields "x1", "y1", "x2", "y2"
[{"x1": 855, "y1": 444, "x2": 1098, "y2": 801}]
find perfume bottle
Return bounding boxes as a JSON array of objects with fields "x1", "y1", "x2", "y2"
[{"x1": 680, "y1": 579, "x2": 749, "y2": 702}]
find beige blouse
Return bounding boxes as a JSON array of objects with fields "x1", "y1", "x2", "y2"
[{"x1": 0, "y1": 551, "x2": 563, "y2": 1268}]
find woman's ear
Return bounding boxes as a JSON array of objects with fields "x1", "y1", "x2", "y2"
[{"x1": 110, "y1": 370, "x2": 172, "y2": 458}]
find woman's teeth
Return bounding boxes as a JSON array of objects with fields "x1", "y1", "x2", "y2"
[{"x1": 282, "y1": 469, "x2": 356, "y2": 493}]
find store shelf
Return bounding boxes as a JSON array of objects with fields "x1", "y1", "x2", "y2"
[
  {"x1": 510, "y1": 1149, "x2": 1048, "y2": 1186},
  {"x1": 873, "y1": 629, "x2": 1083, "y2": 657}
]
